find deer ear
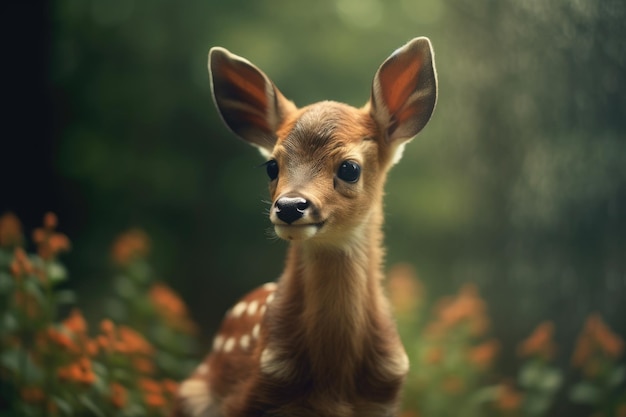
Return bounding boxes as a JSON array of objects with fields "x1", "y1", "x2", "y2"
[
  {"x1": 208, "y1": 47, "x2": 296, "y2": 157},
  {"x1": 370, "y1": 37, "x2": 437, "y2": 146}
]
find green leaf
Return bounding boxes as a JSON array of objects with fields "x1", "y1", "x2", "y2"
[
  {"x1": 0, "y1": 272, "x2": 14, "y2": 294},
  {"x1": 469, "y1": 385, "x2": 500, "y2": 405},
  {"x1": 519, "y1": 362, "x2": 542, "y2": 388},
  {"x1": 79, "y1": 394, "x2": 106, "y2": 417},
  {"x1": 0, "y1": 348, "x2": 21, "y2": 373},
  {"x1": 124, "y1": 402, "x2": 148, "y2": 417},
  {"x1": 23, "y1": 279, "x2": 45, "y2": 303},
  {"x1": 46, "y1": 261, "x2": 68, "y2": 284},
  {"x1": 569, "y1": 381, "x2": 601, "y2": 405},
  {"x1": 608, "y1": 365, "x2": 625, "y2": 388},
  {"x1": 114, "y1": 276, "x2": 138, "y2": 298},
  {"x1": 1, "y1": 311, "x2": 19, "y2": 333},
  {"x1": 128, "y1": 261, "x2": 152, "y2": 285},
  {"x1": 538, "y1": 368, "x2": 563, "y2": 392},
  {"x1": 525, "y1": 394, "x2": 553, "y2": 416},
  {"x1": 1, "y1": 348, "x2": 44, "y2": 382},
  {"x1": 92, "y1": 372, "x2": 109, "y2": 396},
  {"x1": 519, "y1": 362, "x2": 563, "y2": 393},
  {"x1": 55, "y1": 289, "x2": 76, "y2": 305},
  {"x1": 111, "y1": 368, "x2": 134, "y2": 384},
  {"x1": 0, "y1": 249, "x2": 14, "y2": 267},
  {"x1": 105, "y1": 298, "x2": 128, "y2": 321},
  {"x1": 51, "y1": 396, "x2": 73, "y2": 415}
]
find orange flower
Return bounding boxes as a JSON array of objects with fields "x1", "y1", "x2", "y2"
[
  {"x1": 161, "y1": 379, "x2": 178, "y2": 397},
  {"x1": 57, "y1": 356, "x2": 95, "y2": 385},
  {"x1": 496, "y1": 382, "x2": 524, "y2": 411},
  {"x1": 518, "y1": 321, "x2": 557, "y2": 360},
  {"x1": 97, "y1": 320, "x2": 155, "y2": 356},
  {"x1": 117, "y1": 325, "x2": 154, "y2": 355},
  {"x1": 430, "y1": 283, "x2": 490, "y2": 337},
  {"x1": 139, "y1": 377, "x2": 161, "y2": 393},
  {"x1": 110, "y1": 382, "x2": 128, "y2": 409},
  {"x1": 387, "y1": 263, "x2": 423, "y2": 314},
  {"x1": 14, "y1": 289, "x2": 41, "y2": 318},
  {"x1": 144, "y1": 393, "x2": 166, "y2": 408},
  {"x1": 63, "y1": 308, "x2": 88, "y2": 336},
  {"x1": 32, "y1": 212, "x2": 70, "y2": 260},
  {"x1": 0, "y1": 212, "x2": 23, "y2": 248},
  {"x1": 469, "y1": 339, "x2": 500, "y2": 369},
  {"x1": 100, "y1": 319, "x2": 115, "y2": 335},
  {"x1": 10, "y1": 247, "x2": 35, "y2": 278},
  {"x1": 21, "y1": 386, "x2": 45, "y2": 403},
  {"x1": 85, "y1": 339, "x2": 100, "y2": 356},
  {"x1": 110, "y1": 229, "x2": 150, "y2": 266},
  {"x1": 45, "y1": 327, "x2": 80, "y2": 354},
  {"x1": 140, "y1": 378, "x2": 166, "y2": 408},
  {"x1": 442, "y1": 375, "x2": 465, "y2": 394},
  {"x1": 97, "y1": 319, "x2": 116, "y2": 352},
  {"x1": 133, "y1": 357, "x2": 155, "y2": 375},
  {"x1": 47, "y1": 234, "x2": 71, "y2": 256},
  {"x1": 149, "y1": 283, "x2": 197, "y2": 334},
  {"x1": 572, "y1": 313, "x2": 624, "y2": 368},
  {"x1": 97, "y1": 334, "x2": 111, "y2": 352},
  {"x1": 425, "y1": 346, "x2": 444, "y2": 364},
  {"x1": 43, "y1": 212, "x2": 58, "y2": 229},
  {"x1": 590, "y1": 315, "x2": 624, "y2": 359}
]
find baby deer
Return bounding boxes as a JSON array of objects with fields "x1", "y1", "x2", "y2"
[{"x1": 173, "y1": 37, "x2": 437, "y2": 417}]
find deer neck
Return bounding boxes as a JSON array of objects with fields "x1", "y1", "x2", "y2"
[{"x1": 277, "y1": 205, "x2": 387, "y2": 381}]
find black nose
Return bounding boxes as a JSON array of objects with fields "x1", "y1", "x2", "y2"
[{"x1": 275, "y1": 196, "x2": 310, "y2": 224}]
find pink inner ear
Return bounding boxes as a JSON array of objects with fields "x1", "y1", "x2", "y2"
[
  {"x1": 221, "y1": 62, "x2": 270, "y2": 120},
  {"x1": 380, "y1": 55, "x2": 423, "y2": 115}
]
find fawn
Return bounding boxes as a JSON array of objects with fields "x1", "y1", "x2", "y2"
[{"x1": 173, "y1": 37, "x2": 437, "y2": 417}]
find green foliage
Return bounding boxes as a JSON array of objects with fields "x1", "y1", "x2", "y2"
[
  {"x1": 45, "y1": 0, "x2": 626, "y2": 352},
  {"x1": 0, "y1": 213, "x2": 198, "y2": 416},
  {"x1": 388, "y1": 265, "x2": 625, "y2": 417},
  {"x1": 4, "y1": 1, "x2": 626, "y2": 415}
]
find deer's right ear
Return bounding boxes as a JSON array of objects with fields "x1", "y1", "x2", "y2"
[
  {"x1": 369, "y1": 37, "x2": 437, "y2": 145},
  {"x1": 208, "y1": 47, "x2": 296, "y2": 157}
]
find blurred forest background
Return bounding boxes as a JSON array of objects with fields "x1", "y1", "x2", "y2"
[{"x1": 2, "y1": 0, "x2": 625, "y2": 414}]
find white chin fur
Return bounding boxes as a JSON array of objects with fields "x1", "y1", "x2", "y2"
[{"x1": 274, "y1": 224, "x2": 319, "y2": 241}]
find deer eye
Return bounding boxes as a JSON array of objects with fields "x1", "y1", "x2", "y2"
[
  {"x1": 265, "y1": 160, "x2": 279, "y2": 180},
  {"x1": 337, "y1": 160, "x2": 361, "y2": 183}
]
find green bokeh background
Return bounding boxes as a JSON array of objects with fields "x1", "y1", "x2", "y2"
[{"x1": 3, "y1": 0, "x2": 625, "y2": 400}]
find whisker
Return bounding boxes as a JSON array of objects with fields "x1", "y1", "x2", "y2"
[{"x1": 264, "y1": 226, "x2": 280, "y2": 242}]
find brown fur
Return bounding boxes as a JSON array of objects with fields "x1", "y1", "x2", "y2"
[{"x1": 173, "y1": 37, "x2": 437, "y2": 417}]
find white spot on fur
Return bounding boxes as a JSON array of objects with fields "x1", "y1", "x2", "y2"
[
  {"x1": 252, "y1": 323, "x2": 261, "y2": 340},
  {"x1": 391, "y1": 142, "x2": 407, "y2": 165},
  {"x1": 179, "y1": 379, "x2": 211, "y2": 417},
  {"x1": 260, "y1": 347, "x2": 294, "y2": 380},
  {"x1": 212, "y1": 335, "x2": 224, "y2": 352},
  {"x1": 195, "y1": 363, "x2": 209, "y2": 376},
  {"x1": 383, "y1": 349, "x2": 410, "y2": 377},
  {"x1": 259, "y1": 305, "x2": 267, "y2": 316},
  {"x1": 240, "y1": 334, "x2": 251, "y2": 350},
  {"x1": 275, "y1": 224, "x2": 318, "y2": 241},
  {"x1": 266, "y1": 292, "x2": 275, "y2": 304},
  {"x1": 263, "y1": 282, "x2": 278, "y2": 291},
  {"x1": 231, "y1": 301, "x2": 247, "y2": 318},
  {"x1": 247, "y1": 300, "x2": 259, "y2": 316},
  {"x1": 256, "y1": 146, "x2": 272, "y2": 159},
  {"x1": 224, "y1": 337, "x2": 236, "y2": 353}
]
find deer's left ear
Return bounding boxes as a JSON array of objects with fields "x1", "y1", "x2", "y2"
[
  {"x1": 369, "y1": 37, "x2": 437, "y2": 147},
  {"x1": 209, "y1": 47, "x2": 296, "y2": 157}
]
